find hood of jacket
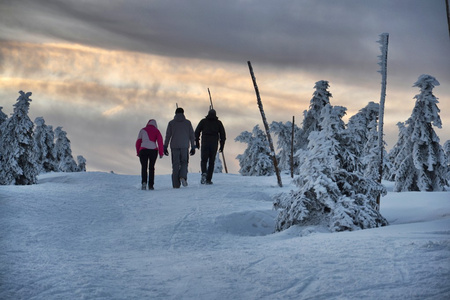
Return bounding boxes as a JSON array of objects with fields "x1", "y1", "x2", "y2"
[
  {"x1": 206, "y1": 109, "x2": 218, "y2": 120},
  {"x1": 147, "y1": 119, "x2": 158, "y2": 128},
  {"x1": 174, "y1": 113, "x2": 186, "y2": 122}
]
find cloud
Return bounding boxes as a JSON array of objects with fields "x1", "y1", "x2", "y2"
[{"x1": 0, "y1": 0, "x2": 449, "y2": 175}]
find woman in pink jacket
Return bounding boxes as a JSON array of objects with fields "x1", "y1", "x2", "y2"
[{"x1": 136, "y1": 119, "x2": 164, "y2": 190}]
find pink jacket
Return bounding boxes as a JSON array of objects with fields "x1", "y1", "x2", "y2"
[{"x1": 136, "y1": 119, "x2": 164, "y2": 157}]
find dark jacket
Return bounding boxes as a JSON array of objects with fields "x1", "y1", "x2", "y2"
[
  {"x1": 195, "y1": 110, "x2": 226, "y2": 148},
  {"x1": 164, "y1": 113, "x2": 195, "y2": 149}
]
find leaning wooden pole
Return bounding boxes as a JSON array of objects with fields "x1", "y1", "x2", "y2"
[
  {"x1": 376, "y1": 33, "x2": 389, "y2": 209},
  {"x1": 247, "y1": 61, "x2": 283, "y2": 187}
]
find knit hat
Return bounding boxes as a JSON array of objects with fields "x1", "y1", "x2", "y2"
[{"x1": 175, "y1": 107, "x2": 184, "y2": 114}]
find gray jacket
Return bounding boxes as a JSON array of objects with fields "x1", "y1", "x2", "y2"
[{"x1": 164, "y1": 113, "x2": 195, "y2": 149}]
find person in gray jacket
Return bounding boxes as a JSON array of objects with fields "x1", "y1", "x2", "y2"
[{"x1": 164, "y1": 107, "x2": 196, "y2": 188}]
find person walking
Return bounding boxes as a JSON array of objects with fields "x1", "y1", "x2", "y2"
[
  {"x1": 195, "y1": 109, "x2": 226, "y2": 185},
  {"x1": 136, "y1": 119, "x2": 164, "y2": 190},
  {"x1": 164, "y1": 107, "x2": 196, "y2": 188}
]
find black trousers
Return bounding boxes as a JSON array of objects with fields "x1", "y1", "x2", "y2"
[
  {"x1": 139, "y1": 149, "x2": 158, "y2": 188},
  {"x1": 201, "y1": 142, "x2": 218, "y2": 181}
]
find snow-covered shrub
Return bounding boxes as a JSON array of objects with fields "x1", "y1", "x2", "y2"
[
  {"x1": 54, "y1": 126, "x2": 78, "y2": 172},
  {"x1": 214, "y1": 152, "x2": 223, "y2": 173},
  {"x1": 77, "y1": 155, "x2": 87, "y2": 172},
  {"x1": 270, "y1": 120, "x2": 301, "y2": 174},
  {"x1": 235, "y1": 125, "x2": 274, "y2": 176},
  {"x1": 274, "y1": 104, "x2": 387, "y2": 232}
]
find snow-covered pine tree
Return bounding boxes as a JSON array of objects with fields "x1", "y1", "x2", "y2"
[
  {"x1": 0, "y1": 91, "x2": 39, "y2": 185},
  {"x1": 0, "y1": 107, "x2": 8, "y2": 180},
  {"x1": 444, "y1": 140, "x2": 450, "y2": 181},
  {"x1": 270, "y1": 121, "x2": 301, "y2": 174},
  {"x1": 0, "y1": 107, "x2": 7, "y2": 126},
  {"x1": 77, "y1": 155, "x2": 87, "y2": 172},
  {"x1": 34, "y1": 117, "x2": 58, "y2": 173},
  {"x1": 273, "y1": 104, "x2": 387, "y2": 232},
  {"x1": 346, "y1": 102, "x2": 380, "y2": 167},
  {"x1": 214, "y1": 152, "x2": 223, "y2": 173},
  {"x1": 393, "y1": 75, "x2": 447, "y2": 191},
  {"x1": 300, "y1": 80, "x2": 332, "y2": 149},
  {"x1": 385, "y1": 122, "x2": 408, "y2": 181},
  {"x1": 54, "y1": 126, "x2": 78, "y2": 172},
  {"x1": 235, "y1": 125, "x2": 274, "y2": 176}
]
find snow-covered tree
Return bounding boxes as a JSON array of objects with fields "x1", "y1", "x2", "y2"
[
  {"x1": 235, "y1": 125, "x2": 274, "y2": 176},
  {"x1": 300, "y1": 80, "x2": 332, "y2": 149},
  {"x1": 0, "y1": 91, "x2": 39, "y2": 185},
  {"x1": 270, "y1": 120, "x2": 301, "y2": 174},
  {"x1": 214, "y1": 152, "x2": 223, "y2": 173},
  {"x1": 274, "y1": 104, "x2": 387, "y2": 232},
  {"x1": 385, "y1": 122, "x2": 408, "y2": 181},
  {"x1": 0, "y1": 106, "x2": 8, "y2": 179},
  {"x1": 77, "y1": 155, "x2": 87, "y2": 172},
  {"x1": 444, "y1": 140, "x2": 450, "y2": 181},
  {"x1": 54, "y1": 126, "x2": 78, "y2": 172},
  {"x1": 34, "y1": 117, "x2": 58, "y2": 173},
  {"x1": 346, "y1": 102, "x2": 379, "y2": 163},
  {"x1": 393, "y1": 75, "x2": 447, "y2": 191},
  {"x1": 0, "y1": 106, "x2": 7, "y2": 126}
]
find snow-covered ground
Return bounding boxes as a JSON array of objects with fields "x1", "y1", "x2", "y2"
[{"x1": 1, "y1": 172, "x2": 449, "y2": 299}]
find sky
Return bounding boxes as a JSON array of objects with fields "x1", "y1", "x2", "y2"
[{"x1": 1, "y1": 0, "x2": 449, "y2": 175}]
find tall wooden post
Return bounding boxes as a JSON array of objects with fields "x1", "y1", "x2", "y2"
[
  {"x1": 247, "y1": 61, "x2": 283, "y2": 187},
  {"x1": 291, "y1": 116, "x2": 295, "y2": 178},
  {"x1": 377, "y1": 33, "x2": 389, "y2": 209}
]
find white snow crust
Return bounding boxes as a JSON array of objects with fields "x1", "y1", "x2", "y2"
[{"x1": 1, "y1": 172, "x2": 449, "y2": 299}]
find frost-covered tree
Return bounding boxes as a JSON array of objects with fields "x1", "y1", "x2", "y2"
[
  {"x1": 0, "y1": 107, "x2": 7, "y2": 126},
  {"x1": 393, "y1": 75, "x2": 447, "y2": 191},
  {"x1": 444, "y1": 140, "x2": 450, "y2": 181},
  {"x1": 0, "y1": 91, "x2": 39, "y2": 185},
  {"x1": 300, "y1": 80, "x2": 332, "y2": 149},
  {"x1": 385, "y1": 122, "x2": 408, "y2": 181},
  {"x1": 270, "y1": 120, "x2": 302, "y2": 174},
  {"x1": 34, "y1": 117, "x2": 58, "y2": 173},
  {"x1": 77, "y1": 155, "x2": 87, "y2": 172},
  {"x1": 54, "y1": 126, "x2": 78, "y2": 172},
  {"x1": 274, "y1": 104, "x2": 387, "y2": 232},
  {"x1": 0, "y1": 106, "x2": 8, "y2": 178},
  {"x1": 214, "y1": 152, "x2": 223, "y2": 173},
  {"x1": 235, "y1": 125, "x2": 274, "y2": 176},
  {"x1": 347, "y1": 102, "x2": 379, "y2": 162}
]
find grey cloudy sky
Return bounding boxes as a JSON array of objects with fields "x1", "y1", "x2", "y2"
[{"x1": 1, "y1": 0, "x2": 449, "y2": 175}]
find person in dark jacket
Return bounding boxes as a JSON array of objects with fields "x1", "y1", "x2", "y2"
[
  {"x1": 194, "y1": 109, "x2": 226, "y2": 184},
  {"x1": 164, "y1": 107, "x2": 196, "y2": 188}
]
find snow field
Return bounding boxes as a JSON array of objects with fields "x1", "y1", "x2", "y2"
[{"x1": 1, "y1": 172, "x2": 449, "y2": 299}]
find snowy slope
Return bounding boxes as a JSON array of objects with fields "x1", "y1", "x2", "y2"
[{"x1": 1, "y1": 172, "x2": 449, "y2": 299}]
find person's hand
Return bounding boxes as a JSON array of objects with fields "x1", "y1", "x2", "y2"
[
  {"x1": 160, "y1": 155, "x2": 164, "y2": 159},
  {"x1": 219, "y1": 144, "x2": 224, "y2": 153},
  {"x1": 195, "y1": 141, "x2": 200, "y2": 149},
  {"x1": 164, "y1": 146, "x2": 169, "y2": 156},
  {"x1": 190, "y1": 148, "x2": 195, "y2": 156}
]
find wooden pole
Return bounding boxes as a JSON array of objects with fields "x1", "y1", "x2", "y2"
[
  {"x1": 446, "y1": 0, "x2": 450, "y2": 39},
  {"x1": 291, "y1": 116, "x2": 295, "y2": 178},
  {"x1": 377, "y1": 33, "x2": 389, "y2": 210},
  {"x1": 247, "y1": 61, "x2": 283, "y2": 187},
  {"x1": 207, "y1": 88, "x2": 228, "y2": 173}
]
